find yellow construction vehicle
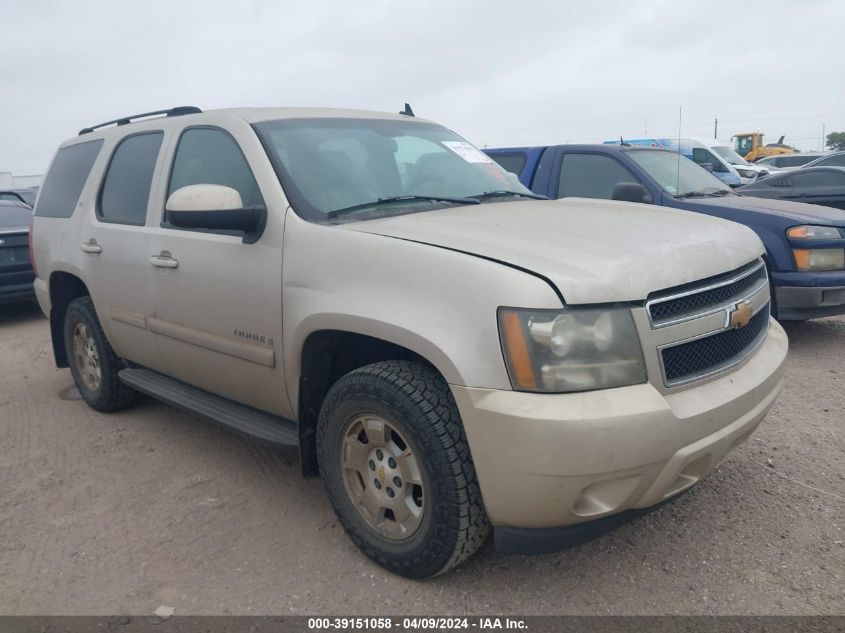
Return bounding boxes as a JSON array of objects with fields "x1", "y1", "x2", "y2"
[{"x1": 732, "y1": 132, "x2": 796, "y2": 162}]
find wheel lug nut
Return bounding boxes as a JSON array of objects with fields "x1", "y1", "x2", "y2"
[
  {"x1": 386, "y1": 487, "x2": 395, "y2": 498},
  {"x1": 368, "y1": 460, "x2": 375, "y2": 471},
  {"x1": 388, "y1": 457, "x2": 396, "y2": 468},
  {"x1": 373, "y1": 479, "x2": 382, "y2": 489},
  {"x1": 376, "y1": 449, "x2": 383, "y2": 460},
  {"x1": 393, "y1": 476, "x2": 402, "y2": 487}
]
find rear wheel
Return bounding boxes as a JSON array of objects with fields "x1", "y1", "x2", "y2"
[
  {"x1": 317, "y1": 360, "x2": 489, "y2": 578},
  {"x1": 63, "y1": 296, "x2": 135, "y2": 412}
]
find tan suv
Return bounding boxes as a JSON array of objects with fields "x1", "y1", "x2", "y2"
[{"x1": 31, "y1": 105, "x2": 788, "y2": 578}]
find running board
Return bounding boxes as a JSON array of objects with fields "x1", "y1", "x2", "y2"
[{"x1": 118, "y1": 368, "x2": 299, "y2": 446}]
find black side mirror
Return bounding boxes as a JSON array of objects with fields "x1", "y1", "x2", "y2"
[
  {"x1": 612, "y1": 182, "x2": 653, "y2": 204},
  {"x1": 165, "y1": 185, "x2": 267, "y2": 244},
  {"x1": 169, "y1": 207, "x2": 265, "y2": 232}
]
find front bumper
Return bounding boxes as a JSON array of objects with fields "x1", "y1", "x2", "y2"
[
  {"x1": 0, "y1": 272, "x2": 36, "y2": 305},
  {"x1": 772, "y1": 270, "x2": 845, "y2": 320},
  {"x1": 775, "y1": 284, "x2": 845, "y2": 320},
  {"x1": 451, "y1": 320, "x2": 787, "y2": 536}
]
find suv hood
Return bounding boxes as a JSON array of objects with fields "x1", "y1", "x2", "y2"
[
  {"x1": 686, "y1": 195, "x2": 845, "y2": 225},
  {"x1": 347, "y1": 198, "x2": 763, "y2": 304}
]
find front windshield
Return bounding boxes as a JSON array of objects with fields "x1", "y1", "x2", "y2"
[
  {"x1": 626, "y1": 149, "x2": 733, "y2": 197},
  {"x1": 734, "y1": 136, "x2": 753, "y2": 155},
  {"x1": 712, "y1": 145, "x2": 749, "y2": 166},
  {"x1": 254, "y1": 118, "x2": 533, "y2": 221}
]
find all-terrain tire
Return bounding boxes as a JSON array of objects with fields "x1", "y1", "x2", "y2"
[
  {"x1": 63, "y1": 296, "x2": 135, "y2": 412},
  {"x1": 317, "y1": 360, "x2": 490, "y2": 578}
]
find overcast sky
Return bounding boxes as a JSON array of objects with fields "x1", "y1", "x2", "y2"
[{"x1": 2, "y1": 0, "x2": 844, "y2": 175}]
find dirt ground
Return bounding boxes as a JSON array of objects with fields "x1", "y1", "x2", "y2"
[{"x1": 0, "y1": 302, "x2": 842, "y2": 616}]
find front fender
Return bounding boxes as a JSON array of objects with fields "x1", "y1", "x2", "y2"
[{"x1": 281, "y1": 211, "x2": 562, "y2": 414}]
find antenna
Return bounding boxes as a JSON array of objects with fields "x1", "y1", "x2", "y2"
[
  {"x1": 399, "y1": 103, "x2": 415, "y2": 117},
  {"x1": 676, "y1": 105, "x2": 683, "y2": 195}
]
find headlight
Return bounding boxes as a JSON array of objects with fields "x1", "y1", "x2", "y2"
[
  {"x1": 498, "y1": 307, "x2": 647, "y2": 393},
  {"x1": 787, "y1": 225, "x2": 841, "y2": 240},
  {"x1": 792, "y1": 249, "x2": 845, "y2": 271},
  {"x1": 788, "y1": 226, "x2": 845, "y2": 271},
  {"x1": 737, "y1": 169, "x2": 757, "y2": 179}
]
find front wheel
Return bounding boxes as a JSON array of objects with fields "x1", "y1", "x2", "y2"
[{"x1": 317, "y1": 361, "x2": 489, "y2": 578}]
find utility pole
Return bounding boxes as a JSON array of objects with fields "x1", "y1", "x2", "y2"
[
  {"x1": 821, "y1": 122, "x2": 826, "y2": 151},
  {"x1": 714, "y1": 116, "x2": 718, "y2": 139}
]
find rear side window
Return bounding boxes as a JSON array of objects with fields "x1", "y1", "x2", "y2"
[
  {"x1": 34, "y1": 139, "x2": 103, "y2": 218},
  {"x1": 779, "y1": 155, "x2": 816, "y2": 167},
  {"x1": 490, "y1": 152, "x2": 527, "y2": 177},
  {"x1": 557, "y1": 153, "x2": 636, "y2": 199},
  {"x1": 98, "y1": 132, "x2": 163, "y2": 225},
  {"x1": 817, "y1": 154, "x2": 845, "y2": 168},
  {"x1": 168, "y1": 128, "x2": 262, "y2": 207},
  {"x1": 692, "y1": 147, "x2": 728, "y2": 173},
  {"x1": 791, "y1": 171, "x2": 845, "y2": 187}
]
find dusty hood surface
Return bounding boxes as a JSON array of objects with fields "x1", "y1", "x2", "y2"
[
  {"x1": 706, "y1": 194, "x2": 845, "y2": 224},
  {"x1": 347, "y1": 198, "x2": 764, "y2": 304}
]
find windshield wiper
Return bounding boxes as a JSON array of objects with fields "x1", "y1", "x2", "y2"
[
  {"x1": 468, "y1": 190, "x2": 548, "y2": 201},
  {"x1": 674, "y1": 188, "x2": 732, "y2": 199},
  {"x1": 326, "y1": 195, "x2": 480, "y2": 219}
]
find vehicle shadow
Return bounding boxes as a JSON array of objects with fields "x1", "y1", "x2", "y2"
[
  {"x1": 0, "y1": 300, "x2": 44, "y2": 326},
  {"x1": 779, "y1": 315, "x2": 845, "y2": 350}
]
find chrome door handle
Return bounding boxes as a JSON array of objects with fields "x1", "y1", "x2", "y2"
[
  {"x1": 80, "y1": 240, "x2": 102, "y2": 254},
  {"x1": 148, "y1": 253, "x2": 179, "y2": 269}
]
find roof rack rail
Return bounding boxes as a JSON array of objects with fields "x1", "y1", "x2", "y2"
[{"x1": 78, "y1": 106, "x2": 202, "y2": 136}]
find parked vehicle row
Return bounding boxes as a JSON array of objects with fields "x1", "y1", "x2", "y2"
[
  {"x1": 486, "y1": 143, "x2": 845, "y2": 321},
  {"x1": 737, "y1": 166, "x2": 845, "y2": 210},
  {"x1": 607, "y1": 137, "x2": 769, "y2": 186},
  {"x1": 755, "y1": 152, "x2": 825, "y2": 171},
  {"x1": 30, "y1": 105, "x2": 789, "y2": 578},
  {"x1": 0, "y1": 200, "x2": 36, "y2": 304},
  {"x1": 804, "y1": 150, "x2": 845, "y2": 169}
]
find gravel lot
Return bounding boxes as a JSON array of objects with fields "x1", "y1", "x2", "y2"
[{"x1": 1, "y1": 302, "x2": 842, "y2": 616}]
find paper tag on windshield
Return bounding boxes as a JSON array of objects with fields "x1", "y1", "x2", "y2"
[{"x1": 442, "y1": 141, "x2": 494, "y2": 164}]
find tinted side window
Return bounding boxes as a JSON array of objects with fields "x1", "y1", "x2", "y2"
[
  {"x1": 792, "y1": 171, "x2": 845, "y2": 187},
  {"x1": 490, "y1": 152, "x2": 527, "y2": 177},
  {"x1": 818, "y1": 154, "x2": 845, "y2": 168},
  {"x1": 781, "y1": 155, "x2": 815, "y2": 167},
  {"x1": 34, "y1": 140, "x2": 103, "y2": 218},
  {"x1": 557, "y1": 153, "x2": 636, "y2": 199},
  {"x1": 98, "y1": 132, "x2": 163, "y2": 225},
  {"x1": 168, "y1": 128, "x2": 262, "y2": 206},
  {"x1": 692, "y1": 148, "x2": 727, "y2": 173}
]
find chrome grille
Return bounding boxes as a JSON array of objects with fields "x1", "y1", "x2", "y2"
[
  {"x1": 648, "y1": 263, "x2": 768, "y2": 325},
  {"x1": 661, "y1": 304, "x2": 770, "y2": 385},
  {"x1": 644, "y1": 259, "x2": 771, "y2": 388}
]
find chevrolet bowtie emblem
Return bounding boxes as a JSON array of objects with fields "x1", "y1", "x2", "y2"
[{"x1": 728, "y1": 300, "x2": 753, "y2": 329}]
